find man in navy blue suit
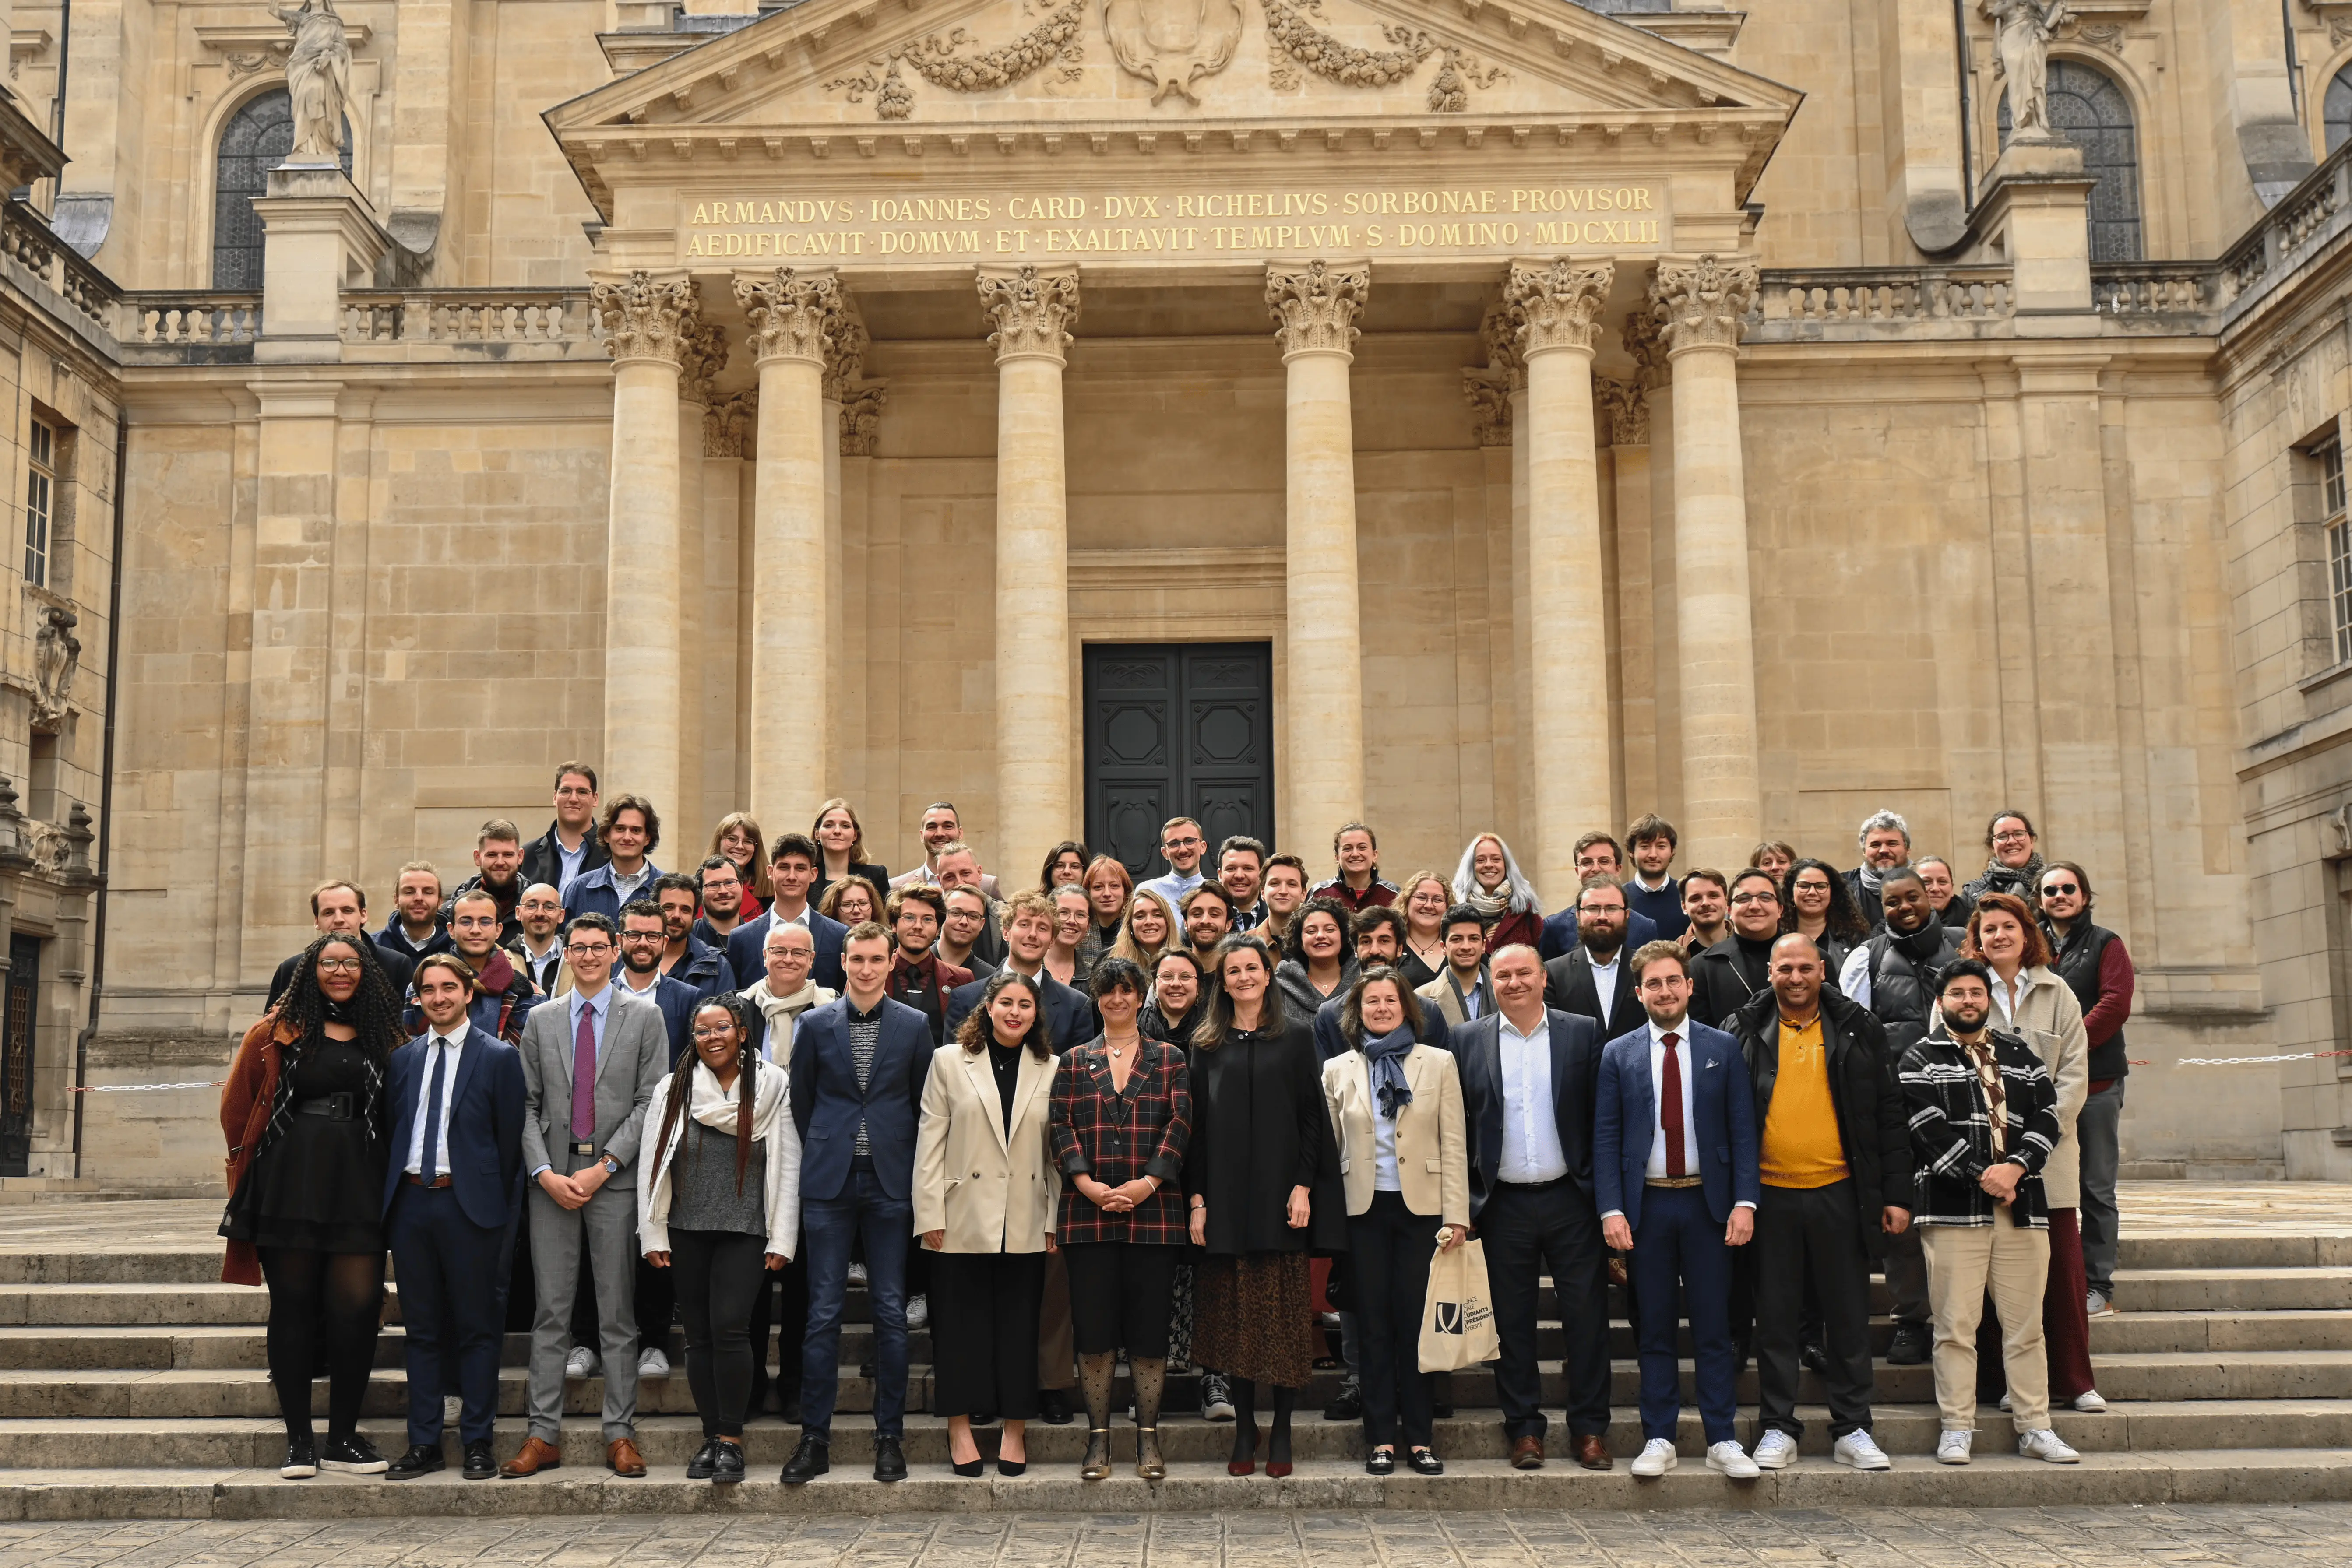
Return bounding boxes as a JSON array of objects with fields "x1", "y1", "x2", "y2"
[
  {"x1": 1595, "y1": 939, "x2": 1761, "y2": 1481},
  {"x1": 383, "y1": 953, "x2": 528, "y2": 1480},
  {"x1": 942, "y1": 890, "x2": 1095, "y2": 1052},
  {"x1": 781, "y1": 923, "x2": 933, "y2": 1486},
  {"x1": 1451, "y1": 943, "x2": 1613, "y2": 1471},
  {"x1": 728, "y1": 833, "x2": 847, "y2": 995},
  {"x1": 1539, "y1": 834, "x2": 1658, "y2": 960}
]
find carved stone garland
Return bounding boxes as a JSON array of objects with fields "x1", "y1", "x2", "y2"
[
  {"x1": 592, "y1": 272, "x2": 703, "y2": 366},
  {"x1": 1261, "y1": 0, "x2": 1505, "y2": 111}
]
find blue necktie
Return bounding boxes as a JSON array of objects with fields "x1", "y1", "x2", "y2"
[{"x1": 420, "y1": 1037, "x2": 449, "y2": 1183}]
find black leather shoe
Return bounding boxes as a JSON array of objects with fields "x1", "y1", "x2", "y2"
[
  {"x1": 686, "y1": 1438, "x2": 720, "y2": 1480},
  {"x1": 873, "y1": 1435, "x2": 907, "y2": 1482},
  {"x1": 1801, "y1": 1339, "x2": 1832, "y2": 1376},
  {"x1": 1887, "y1": 1322, "x2": 1931, "y2": 1366},
  {"x1": 386, "y1": 1443, "x2": 444, "y2": 1480},
  {"x1": 1407, "y1": 1447, "x2": 1444, "y2": 1475},
  {"x1": 1365, "y1": 1447, "x2": 1395, "y2": 1475},
  {"x1": 712, "y1": 1441, "x2": 746, "y2": 1485},
  {"x1": 780, "y1": 1434, "x2": 830, "y2": 1484},
  {"x1": 461, "y1": 1440, "x2": 497, "y2": 1480},
  {"x1": 1038, "y1": 1388, "x2": 1073, "y2": 1426},
  {"x1": 1323, "y1": 1377, "x2": 1363, "y2": 1422}
]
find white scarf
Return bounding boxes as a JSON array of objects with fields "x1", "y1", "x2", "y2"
[{"x1": 687, "y1": 1056, "x2": 782, "y2": 1143}]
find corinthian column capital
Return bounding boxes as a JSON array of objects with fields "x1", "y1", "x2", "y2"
[
  {"x1": 979, "y1": 264, "x2": 1080, "y2": 364},
  {"x1": 1649, "y1": 254, "x2": 1760, "y2": 355},
  {"x1": 823, "y1": 306, "x2": 871, "y2": 401},
  {"x1": 1595, "y1": 378, "x2": 1648, "y2": 447},
  {"x1": 1266, "y1": 260, "x2": 1368, "y2": 361},
  {"x1": 591, "y1": 271, "x2": 703, "y2": 367},
  {"x1": 678, "y1": 320, "x2": 729, "y2": 405},
  {"x1": 734, "y1": 268, "x2": 845, "y2": 367},
  {"x1": 1506, "y1": 257, "x2": 1613, "y2": 358},
  {"x1": 1477, "y1": 299, "x2": 1526, "y2": 392}
]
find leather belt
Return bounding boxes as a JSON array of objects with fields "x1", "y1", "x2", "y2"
[
  {"x1": 1495, "y1": 1175, "x2": 1570, "y2": 1193},
  {"x1": 568, "y1": 1140, "x2": 599, "y2": 1157},
  {"x1": 296, "y1": 1093, "x2": 356, "y2": 1120},
  {"x1": 1645, "y1": 1176, "x2": 1704, "y2": 1189},
  {"x1": 404, "y1": 1173, "x2": 453, "y2": 1188}
]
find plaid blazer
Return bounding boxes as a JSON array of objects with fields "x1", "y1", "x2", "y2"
[{"x1": 1049, "y1": 1036, "x2": 1192, "y2": 1247}]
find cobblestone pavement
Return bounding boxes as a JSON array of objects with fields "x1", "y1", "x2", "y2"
[{"x1": 0, "y1": 1505, "x2": 2348, "y2": 1566}]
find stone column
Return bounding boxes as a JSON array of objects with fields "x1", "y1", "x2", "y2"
[
  {"x1": 838, "y1": 376, "x2": 890, "y2": 808},
  {"x1": 1267, "y1": 260, "x2": 1369, "y2": 852},
  {"x1": 702, "y1": 391, "x2": 756, "y2": 827},
  {"x1": 733, "y1": 267, "x2": 843, "y2": 836},
  {"x1": 590, "y1": 271, "x2": 701, "y2": 817},
  {"x1": 1651, "y1": 255, "x2": 1762, "y2": 871},
  {"x1": 822, "y1": 309, "x2": 870, "y2": 800},
  {"x1": 979, "y1": 264, "x2": 1080, "y2": 882},
  {"x1": 1598, "y1": 378, "x2": 1658, "y2": 816},
  {"x1": 1506, "y1": 258, "x2": 1614, "y2": 904},
  {"x1": 674, "y1": 322, "x2": 725, "y2": 839}
]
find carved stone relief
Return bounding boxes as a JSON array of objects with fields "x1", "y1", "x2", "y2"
[
  {"x1": 31, "y1": 605, "x2": 78, "y2": 732},
  {"x1": 1104, "y1": 0, "x2": 1244, "y2": 102}
]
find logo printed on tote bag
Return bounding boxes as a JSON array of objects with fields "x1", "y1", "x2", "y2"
[{"x1": 1434, "y1": 1301, "x2": 1464, "y2": 1334}]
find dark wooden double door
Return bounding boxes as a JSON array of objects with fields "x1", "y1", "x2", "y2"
[{"x1": 1084, "y1": 643, "x2": 1275, "y2": 880}]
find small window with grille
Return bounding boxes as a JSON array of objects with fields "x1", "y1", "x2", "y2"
[{"x1": 22, "y1": 418, "x2": 52, "y2": 589}]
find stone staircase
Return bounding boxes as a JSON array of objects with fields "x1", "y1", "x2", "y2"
[{"x1": 0, "y1": 1203, "x2": 2348, "y2": 1518}]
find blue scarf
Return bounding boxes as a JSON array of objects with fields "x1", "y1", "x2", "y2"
[{"x1": 1364, "y1": 1024, "x2": 1417, "y2": 1119}]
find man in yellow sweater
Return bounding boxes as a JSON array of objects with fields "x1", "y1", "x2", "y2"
[{"x1": 1725, "y1": 933, "x2": 1915, "y2": 1472}]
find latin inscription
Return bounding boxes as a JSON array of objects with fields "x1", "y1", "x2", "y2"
[{"x1": 679, "y1": 183, "x2": 1665, "y2": 262}]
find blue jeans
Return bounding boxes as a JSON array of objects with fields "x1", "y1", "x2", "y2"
[
  {"x1": 799, "y1": 1167, "x2": 912, "y2": 1441},
  {"x1": 1630, "y1": 1184, "x2": 1738, "y2": 1445}
]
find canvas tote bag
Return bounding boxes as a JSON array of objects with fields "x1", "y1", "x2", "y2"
[{"x1": 1418, "y1": 1235, "x2": 1500, "y2": 1371}]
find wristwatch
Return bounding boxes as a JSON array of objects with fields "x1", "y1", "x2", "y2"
[{"x1": 601, "y1": 1154, "x2": 620, "y2": 1177}]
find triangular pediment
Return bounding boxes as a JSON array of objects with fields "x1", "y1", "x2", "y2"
[{"x1": 546, "y1": 0, "x2": 1799, "y2": 216}]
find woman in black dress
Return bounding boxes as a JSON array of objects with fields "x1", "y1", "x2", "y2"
[
  {"x1": 1184, "y1": 933, "x2": 1345, "y2": 1477},
  {"x1": 218, "y1": 933, "x2": 405, "y2": 1479}
]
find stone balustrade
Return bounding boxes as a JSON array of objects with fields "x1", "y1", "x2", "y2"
[
  {"x1": 0, "y1": 200, "x2": 115, "y2": 342},
  {"x1": 2218, "y1": 137, "x2": 2352, "y2": 328},
  {"x1": 340, "y1": 290, "x2": 596, "y2": 354},
  {"x1": 118, "y1": 295, "x2": 263, "y2": 355},
  {"x1": 1744, "y1": 267, "x2": 2014, "y2": 341},
  {"x1": 2090, "y1": 264, "x2": 2218, "y2": 322}
]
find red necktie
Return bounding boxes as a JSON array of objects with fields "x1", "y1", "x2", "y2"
[
  {"x1": 572, "y1": 1002, "x2": 597, "y2": 1141},
  {"x1": 1661, "y1": 1030, "x2": 1687, "y2": 1179}
]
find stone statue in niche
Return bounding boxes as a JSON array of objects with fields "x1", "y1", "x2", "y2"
[
  {"x1": 1102, "y1": 0, "x2": 1244, "y2": 103},
  {"x1": 270, "y1": 0, "x2": 353, "y2": 164},
  {"x1": 32, "y1": 604, "x2": 79, "y2": 731},
  {"x1": 1985, "y1": 0, "x2": 2070, "y2": 142}
]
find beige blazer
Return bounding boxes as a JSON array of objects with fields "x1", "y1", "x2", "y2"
[
  {"x1": 912, "y1": 1041, "x2": 1061, "y2": 1253},
  {"x1": 1415, "y1": 971, "x2": 1482, "y2": 1033},
  {"x1": 1994, "y1": 964, "x2": 2090, "y2": 1209},
  {"x1": 1321, "y1": 1044, "x2": 1470, "y2": 1228}
]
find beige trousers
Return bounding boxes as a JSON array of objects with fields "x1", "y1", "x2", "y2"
[{"x1": 1922, "y1": 1213, "x2": 2052, "y2": 1433}]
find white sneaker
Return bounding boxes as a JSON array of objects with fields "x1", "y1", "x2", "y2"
[
  {"x1": 2086, "y1": 1290, "x2": 2118, "y2": 1318},
  {"x1": 2072, "y1": 1389, "x2": 2108, "y2": 1413},
  {"x1": 1749, "y1": 1430, "x2": 1797, "y2": 1470},
  {"x1": 1629, "y1": 1437, "x2": 1678, "y2": 1477},
  {"x1": 2018, "y1": 1428, "x2": 2080, "y2": 1463},
  {"x1": 1996, "y1": 1391, "x2": 2012, "y2": 1412},
  {"x1": 905, "y1": 1294, "x2": 930, "y2": 1331},
  {"x1": 637, "y1": 1347, "x2": 669, "y2": 1377},
  {"x1": 1706, "y1": 1440, "x2": 1760, "y2": 1479},
  {"x1": 1832, "y1": 1430, "x2": 1891, "y2": 1471},
  {"x1": 1935, "y1": 1429, "x2": 1973, "y2": 1465},
  {"x1": 847, "y1": 1261, "x2": 870, "y2": 1286},
  {"x1": 566, "y1": 1346, "x2": 599, "y2": 1378}
]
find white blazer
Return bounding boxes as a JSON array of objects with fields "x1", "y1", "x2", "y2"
[
  {"x1": 912, "y1": 1041, "x2": 1061, "y2": 1254},
  {"x1": 636, "y1": 1060, "x2": 802, "y2": 1261}
]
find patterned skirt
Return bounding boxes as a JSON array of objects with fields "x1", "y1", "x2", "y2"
[
  {"x1": 1166, "y1": 1258, "x2": 1195, "y2": 1369},
  {"x1": 1191, "y1": 1251, "x2": 1317, "y2": 1389}
]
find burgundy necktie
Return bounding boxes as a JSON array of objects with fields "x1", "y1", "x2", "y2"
[
  {"x1": 1661, "y1": 1030, "x2": 1687, "y2": 1180},
  {"x1": 572, "y1": 1001, "x2": 597, "y2": 1142}
]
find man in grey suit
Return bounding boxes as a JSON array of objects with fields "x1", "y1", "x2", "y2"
[{"x1": 497, "y1": 910, "x2": 669, "y2": 1480}]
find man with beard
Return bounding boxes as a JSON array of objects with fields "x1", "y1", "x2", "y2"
[
  {"x1": 447, "y1": 821, "x2": 528, "y2": 944},
  {"x1": 1179, "y1": 881, "x2": 1235, "y2": 965},
  {"x1": 418, "y1": 889, "x2": 541, "y2": 1042},
  {"x1": 562, "y1": 796, "x2": 662, "y2": 925},
  {"x1": 1689, "y1": 868, "x2": 1783, "y2": 1029},
  {"x1": 1217, "y1": 835, "x2": 1270, "y2": 930},
  {"x1": 1845, "y1": 812, "x2": 1913, "y2": 934},
  {"x1": 690, "y1": 857, "x2": 749, "y2": 949},
  {"x1": 1837, "y1": 864, "x2": 1962, "y2": 1364},
  {"x1": 882, "y1": 884, "x2": 966, "y2": 1045},
  {"x1": 613, "y1": 901, "x2": 701, "y2": 1066},
  {"x1": 380, "y1": 862, "x2": 454, "y2": 968},
  {"x1": 936, "y1": 885, "x2": 997, "y2": 979},
  {"x1": 1900, "y1": 960, "x2": 2074, "y2": 1467},
  {"x1": 1677, "y1": 869, "x2": 1730, "y2": 956},
  {"x1": 510, "y1": 883, "x2": 567, "y2": 998},
  {"x1": 651, "y1": 872, "x2": 734, "y2": 1002},
  {"x1": 1543, "y1": 876, "x2": 1639, "y2": 1036}
]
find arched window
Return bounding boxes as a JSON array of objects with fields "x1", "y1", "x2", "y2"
[
  {"x1": 211, "y1": 89, "x2": 351, "y2": 289},
  {"x1": 2326, "y1": 63, "x2": 2352, "y2": 155},
  {"x1": 1999, "y1": 59, "x2": 2143, "y2": 262}
]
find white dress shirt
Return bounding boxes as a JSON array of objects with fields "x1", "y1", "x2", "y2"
[
  {"x1": 1585, "y1": 947, "x2": 1623, "y2": 1029},
  {"x1": 1366, "y1": 1058, "x2": 1403, "y2": 1192},
  {"x1": 1642, "y1": 1016, "x2": 1701, "y2": 1181},
  {"x1": 405, "y1": 1026, "x2": 467, "y2": 1178},
  {"x1": 1496, "y1": 1010, "x2": 1568, "y2": 1184},
  {"x1": 1838, "y1": 943, "x2": 1873, "y2": 1006}
]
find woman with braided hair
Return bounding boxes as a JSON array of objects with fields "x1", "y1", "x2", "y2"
[
  {"x1": 219, "y1": 932, "x2": 406, "y2": 1480},
  {"x1": 639, "y1": 992, "x2": 801, "y2": 1485}
]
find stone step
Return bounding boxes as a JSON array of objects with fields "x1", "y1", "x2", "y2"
[
  {"x1": 0, "y1": 1395, "x2": 2343, "y2": 1470},
  {"x1": 2088, "y1": 1310, "x2": 2352, "y2": 1354},
  {"x1": 0, "y1": 1447, "x2": 2343, "y2": 1519},
  {"x1": 2107, "y1": 1268, "x2": 2352, "y2": 1314}
]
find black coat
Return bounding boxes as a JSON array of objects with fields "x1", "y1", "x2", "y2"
[
  {"x1": 1727, "y1": 986, "x2": 1914, "y2": 1255},
  {"x1": 1689, "y1": 934, "x2": 1774, "y2": 1030},
  {"x1": 519, "y1": 818, "x2": 606, "y2": 893},
  {"x1": 1181, "y1": 1016, "x2": 1346, "y2": 1256},
  {"x1": 1542, "y1": 947, "x2": 1640, "y2": 1038}
]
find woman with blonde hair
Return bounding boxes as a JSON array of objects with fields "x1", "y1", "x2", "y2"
[
  {"x1": 811, "y1": 799, "x2": 890, "y2": 903},
  {"x1": 1109, "y1": 886, "x2": 1180, "y2": 974},
  {"x1": 1394, "y1": 871, "x2": 1451, "y2": 988},
  {"x1": 710, "y1": 813, "x2": 771, "y2": 914},
  {"x1": 1081, "y1": 855, "x2": 1134, "y2": 959},
  {"x1": 1451, "y1": 833, "x2": 1542, "y2": 955},
  {"x1": 815, "y1": 874, "x2": 882, "y2": 930}
]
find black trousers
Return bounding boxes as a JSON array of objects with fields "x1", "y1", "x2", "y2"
[
  {"x1": 929, "y1": 1251, "x2": 1046, "y2": 1420},
  {"x1": 1480, "y1": 1178, "x2": 1611, "y2": 1441},
  {"x1": 671, "y1": 1227, "x2": 768, "y2": 1439},
  {"x1": 748, "y1": 1252, "x2": 809, "y2": 1409},
  {"x1": 1064, "y1": 1241, "x2": 1181, "y2": 1358},
  {"x1": 1349, "y1": 1191, "x2": 1441, "y2": 1449},
  {"x1": 1754, "y1": 1179, "x2": 1876, "y2": 1438}
]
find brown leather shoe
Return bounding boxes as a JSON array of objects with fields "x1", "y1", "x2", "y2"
[
  {"x1": 1573, "y1": 1433, "x2": 1613, "y2": 1470},
  {"x1": 498, "y1": 1436, "x2": 562, "y2": 1478},
  {"x1": 1510, "y1": 1435, "x2": 1545, "y2": 1470},
  {"x1": 607, "y1": 1437, "x2": 647, "y2": 1477}
]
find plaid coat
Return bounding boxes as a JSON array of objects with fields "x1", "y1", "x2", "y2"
[
  {"x1": 1899, "y1": 1025, "x2": 2060, "y2": 1229},
  {"x1": 1049, "y1": 1036, "x2": 1192, "y2": 1246}
]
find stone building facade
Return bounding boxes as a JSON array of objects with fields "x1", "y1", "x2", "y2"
[{"x1": 14, "y1": 0, "x2": 2352, "y2": 1185}]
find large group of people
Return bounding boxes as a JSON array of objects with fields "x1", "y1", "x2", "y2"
[{"x1": 221, "y1": 765, "x2": 2136, "y2": 1485}]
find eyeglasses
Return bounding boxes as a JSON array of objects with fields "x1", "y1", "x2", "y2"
[
  {"x1": 1793, "y1": 879, "x2": 1832, "y2": 893},
  {"x1": 690, "y1": 1025, "x2": 738, "y2": 1041},
  {"x1": 1165, "y1": 836, "x2": 1203, "y2": 850},
  {"x1": 1993, "y1": 829, "x2": 2033, "y2": 844},
  {"x1": 564, "y1": 941, "x2": 615, "y2": 956},
  {"x1": 2042, "y1": 882, "x2": 2081, "y2": 897},
  {"x1": 315, "y1": 957, "x2": 363, "y2": 974},
  {"x1": 1729, "y1": 892, "x2": 1779, "y2": 906},
  {"x1": 620, "y1": 932, "x2": 665, "y2": 945},
  {"x1": 451, "y1": 916, "x2": 500, "y2": 930}
]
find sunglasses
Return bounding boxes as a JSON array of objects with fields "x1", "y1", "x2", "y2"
[{"x1": 2042, "y1": 882, "x2": 2081, "y2": 897}]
